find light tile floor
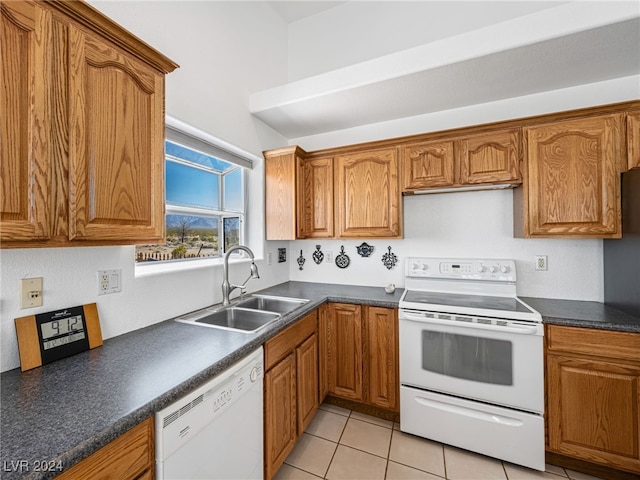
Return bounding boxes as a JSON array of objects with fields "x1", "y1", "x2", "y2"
[{"x1": 274, "y1": 403, "x2": 606, "y2": 480}]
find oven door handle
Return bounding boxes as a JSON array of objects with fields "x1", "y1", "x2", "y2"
[{"x1": 400, "y1": 311, "x2": 540, "y2": 335}]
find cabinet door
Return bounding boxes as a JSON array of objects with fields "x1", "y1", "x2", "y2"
[
  {"x1": 401, "y1": 140, "x2": 455, "y2": 190},
  {"x1": 365, "y1": 307, "x2": 399, "y2": 411},
  {"x1": 325, "y1": 303, "x2": 363, "y2": 401},
  {"x1": 54, "y1": 417, "x2": 154, "y2": 480},
  {"x1": 547, "y1": 354, "x2": 640, "y2": 473},
  {"x1": 458, "y1": 128, "x2": 521, "y2": 185},
  {"x1": 68, "y1": 25, "x2": 165, "y2": 242},
  {"x1": 1, "y1": 1, "x2": 51, "y2": 241},
  {"x1": 335, "y1": 148, "x2": 401, "y2": 238},
  {"x1": 265, "y1": 148, "x2": 299, "y2": 240},
  {"x1": 297, "y1": 333, "x2": 319, "y2": 434},
  {"x1": 264, "y1": 353, "x2": 297, "y2": 480},
  {"x1": 523, "y1": 115, "x2": 623, "y2": 237},
  {"x1": 300, "y1": 157, "x2": 334, "y2": 238},
  {"x1": 627, "y1": 112, "x2": 640, "y2": 170}
]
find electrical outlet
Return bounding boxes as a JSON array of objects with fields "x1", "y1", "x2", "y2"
[
  {"x1": 325, "y1": 251, "x2": 333, "y2": 263},
  {"x1": 535, "y1": 255, "x2": 548, "y2": 271},
  {"x1": 267, "y1": 252, "x2": 273, "y2": 266},
  {"x1": 98, "y1": 269, "x2": 122, "y2": 295},
  {"x1": 20, "y1": 277, "x2": 43, "y2": 309}
]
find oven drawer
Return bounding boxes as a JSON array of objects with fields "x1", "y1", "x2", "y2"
[{"x1": 400, "y1": 385, "x2": 544, "y2": 471}]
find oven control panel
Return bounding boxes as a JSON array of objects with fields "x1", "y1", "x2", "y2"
[{"x1": 406, "y1": 258, "x2": 516, "y2": 282}]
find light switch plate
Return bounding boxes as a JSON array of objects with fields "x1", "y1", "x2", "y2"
[{"x1": 20, "y1": 277, "x2": 43, "y2": 309}]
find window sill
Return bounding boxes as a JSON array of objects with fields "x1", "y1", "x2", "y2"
[{"x1": 135, "y1": 255, "x2": 258, "y2": 278}]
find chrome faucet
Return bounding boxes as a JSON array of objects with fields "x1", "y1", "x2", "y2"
[{"x1": 222, "y1": 245, "x2": 260, "y2": 306}]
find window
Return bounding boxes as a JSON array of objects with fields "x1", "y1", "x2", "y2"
[{"x1": 136, "y1": 119, "x2": 252, "y2": 264}]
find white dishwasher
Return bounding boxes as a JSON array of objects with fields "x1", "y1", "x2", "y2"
[{"x1": 155, "y1": 347, "x2": 264, "y2": 480}]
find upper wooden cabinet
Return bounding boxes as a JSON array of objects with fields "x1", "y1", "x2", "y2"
[
  {"x1": 401, "y1": 129, "x2": 521, "y2": 191},
  {"x1": 1, "y1": 1, "x2": 51, "y2": 241},
  {"x1": 402, "y1": 140, "x2": 455, "y2": 190},
  {"x1": 264, "y1": 146, "x2": 306, "y2": 240},
  {"x1": 546, "y1": 325, "x2": 640, "y2": 475},
  {"x1": 516, "y1": 114, "x2": 624, "y2": 238},
  {"x1": 627, "y1": 111, "x2": 640, "y2": 170},
  {"x1": 334, "y1": 148, "x2": 402, "y2": 238},
  {"x1": 458, "y1": 129, "x2": 521, "y2": 185},
  {"x1": 264, "y1": 146, "x2": 400, "y2": 239},
  {"x1": 299, "y1": 156, "x2": 334, "y2": 238},
  {"x1": 0, "y1": 0, "x2": 178, "y2": 248}
]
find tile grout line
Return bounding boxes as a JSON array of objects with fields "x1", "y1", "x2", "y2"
[{"x1": 322, "y1": 408, "x2": 352, "y2": 478}]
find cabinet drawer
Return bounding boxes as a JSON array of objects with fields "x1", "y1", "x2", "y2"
[
  {"x1": 546, "y1": 325, "x2": 640, "y2": 363},
  {"x1": 55, "y1": 417, "x2": 153, "y2": 480},
  {"x1": 265, "y1": 311, "x2": 317, "y2": 371}
]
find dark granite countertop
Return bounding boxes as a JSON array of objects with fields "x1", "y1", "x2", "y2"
[
  {"x1": 0, "y1": 281, "x2": 402, "y2": 480},
  {"x1": 521, "y1": 297, "x2": 640, "y2": 333}
]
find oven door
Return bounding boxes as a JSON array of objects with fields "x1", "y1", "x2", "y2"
[{"x1": 399, "y1": 309, "x2": 544, "y2": 413}]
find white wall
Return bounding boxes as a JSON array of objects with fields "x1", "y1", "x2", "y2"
[
  {"x1": 287, "y1": 1, "x2": 567, "y2": 81},
  {"x1": 0, "y1": 1, "x2": 290, "y2": 372}
]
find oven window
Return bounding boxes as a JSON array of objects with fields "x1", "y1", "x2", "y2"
[{"x1": 421, "y1": 331, "x2": 513, "y2": 385}]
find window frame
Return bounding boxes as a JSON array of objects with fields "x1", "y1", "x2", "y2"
[{"x1": 135, "y1": 117, "x2": 253, "y2": 266}]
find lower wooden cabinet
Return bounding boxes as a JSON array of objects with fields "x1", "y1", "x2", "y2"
[
  {"x1": 54, "y1": 417, "x2": 154, "y2": 480},
  {"x1": 264, "y1": 310, "x2": 319, "y2": 480},
  {"x1": 321, "y1": 303, "x2": 399, "y2": 412},
  {"x1": 546, "y1": 325, "x2": 640, "y2": 475}
]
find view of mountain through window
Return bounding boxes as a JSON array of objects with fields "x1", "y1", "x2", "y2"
[{"x1": 136, "y1": 140, "x2": 245, "y2": 263}]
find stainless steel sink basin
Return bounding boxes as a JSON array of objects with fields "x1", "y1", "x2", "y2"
[
  {"x1": 234, "y1": 295, "x2": 309, "y2": 315},
  {"x1": 175, "y1": 295, "x2": 309, "y2": 333},
  {"x1": 176, "y1": 307, "x2": 281, "y2": 333}
]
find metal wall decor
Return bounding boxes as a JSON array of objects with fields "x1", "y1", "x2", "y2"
[
  {"x1": 312, "y1": 245, "x2": 324, "y2": 264},
  {"x1": 356, "y1": 242, "x2": 374, "y2": 257},
  {"x1": 297, "y1": 250, "x2": 306, "y2": 270},
  {"x1": 382, "y1": 246, "x2": 398, "y2": 270},
  {"x1": 335, "y1": 245, "x2": 350, "y2": 269},
  {"x1": 278, "y1": 248, "x2": 286, "y2": 263}
]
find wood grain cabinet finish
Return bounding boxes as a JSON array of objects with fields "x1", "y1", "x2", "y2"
[
  {"x1": 1, "y1": 0, "x2": 177, "y2": 248},
  {"x1": 299, "y1": 156, "x2": 334, "y2": 238},
  {"x1": 264, "y1": 310, "x2": 319, "y2": 480},
  {"x1": 323, "y1": 303, "x2": 364, "y2": 401},
  {"x1": 458, "y1": 128, "x2": 521, "y2": 185},
  {"x1": 68, "y1": 25, "x2": 165, "y2": 242},
  {"x1": 627, "y1": 111, "x2": 640, "y2": 170},
  {"x1": 264, "y1": 353, "x2": 297, "y2": 480},
  {"x1": 518, "y1": 114, "x2": 624, "y2": 238},
  {"x1": 264, "y1": 146, "x2": 302, "y2": 240},
  {"x1": 1, "y1": 1, "x2": 51, "y2": 241},
  {"x1": 322, "y1": 303, "x2": 399, "y2": 412},
  {"x1": 365, "y1": 306, "x2": 399, "y2": 411},
  {"x1": 54, "y1": 417, "x2": 154, "y2": 480},
  {"x1": 402, "y1": 140, "x2": 455, "y2": 190},
  {"x1": 335, "y1": 148, "x2": 401, "y2": 238},
  {"x1": 546, "y1": 325, "x2": 640, "y2": 474}
]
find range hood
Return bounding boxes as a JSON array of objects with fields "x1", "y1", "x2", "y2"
[{"x1": 405, "y1": 183, "x2": 520, "y2": 196}]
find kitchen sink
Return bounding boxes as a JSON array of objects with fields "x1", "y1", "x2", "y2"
[
  {"x1": 175, "y1": 295, "x2": 309, "y2": 333},
  {"x1": 234, "y1": 294, "x2": 309, "y2": 315},
  {"x1": 176, "y1": 307, "x2": 281, "y2": 333}
]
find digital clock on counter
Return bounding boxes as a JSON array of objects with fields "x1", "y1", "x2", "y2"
[{"x1": 15, "y1": 303, "x2": 103, "y2": 371}]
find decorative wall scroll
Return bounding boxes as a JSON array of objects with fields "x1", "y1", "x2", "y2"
[
  {"x1": 335, "y1": 246, "x2": 351, "y2": 269},
  {"x1": 297, "y1": 250, "x2": 306, "y2": 270},
  {"x1": 356, "y1": 242, "x2": 374, "y2": 257},
  {"x1": 312, "y1": 245, "x2": 324, "y2": 265},
  {"x1": 381, "y1": 246, "x2": 398, "y2": 270}
]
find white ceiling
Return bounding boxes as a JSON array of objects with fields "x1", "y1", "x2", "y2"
[
  {"x1": 267, "y1": 1, "x2": 346, "y2": 23},
  {"x1": 252, "y1": 2, "x2": 640, "y2": 140}
]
